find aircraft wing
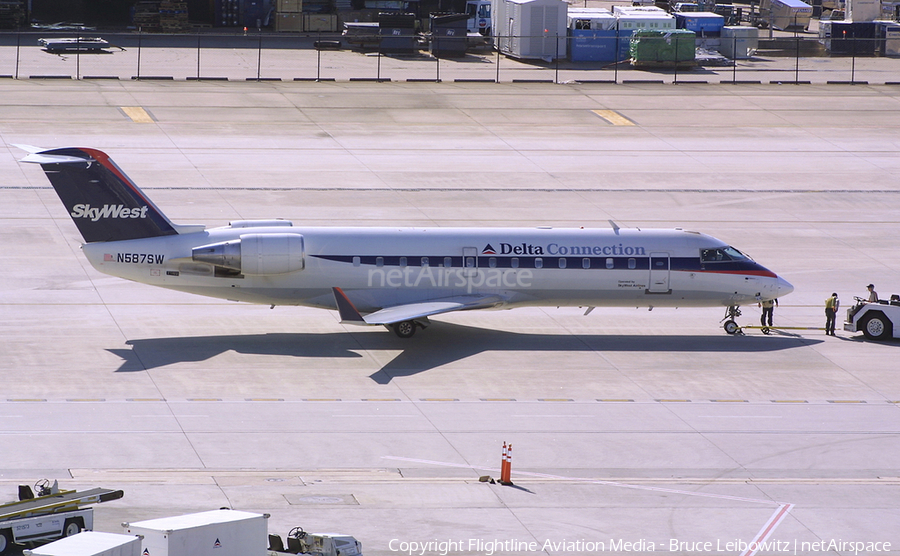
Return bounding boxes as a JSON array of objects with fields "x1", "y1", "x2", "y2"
[{"x1": 332, "y1": 287, "x2": 503, "y2": 325}]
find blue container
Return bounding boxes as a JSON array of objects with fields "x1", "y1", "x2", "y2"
[
  {"x1": 568, "y1": 28, "x2": 632, "y2": 62},
  {"x1": 675, "y1": 12, "x2": 724, "y2": 36}
]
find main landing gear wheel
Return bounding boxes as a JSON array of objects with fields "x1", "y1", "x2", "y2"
[
  {"x1": 723, "y1": 320, "x2": 741, "y2": 335},
  {"x1": 392, "y1": 320, "x2": 416, "y2": 339}
]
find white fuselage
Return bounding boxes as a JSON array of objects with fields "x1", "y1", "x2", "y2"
[{"x1": 79, "y1": 223, "x2": 792, "y2": 315}]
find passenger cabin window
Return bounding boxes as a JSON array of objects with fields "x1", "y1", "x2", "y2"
[
  {"x1": 511, "y1": 258, "x2": 519, "y2": 269},
  {"x1": 421, "y1": 257, "x2": 429, "y2": 267},
  {"x1": 376, "y1": 257, "x2": 384, "y2": 267},
  {"x1": 535, "y1": 258, "x2": 543, "y2": 269},
  {"x1": 465, "y1": 257, "x2": 475, "y2": 268},
  {"x1": 399, "y1": 256, "x2": 407, "y2": 267},
  {"x1": 582, "y1": 258, "x2": 590, "y2": 269},
  {"x1": 606, "y1": 258, "x2": 614, "y2": 269},
  {"x1": 353, "y1": 256, "x2": 360, "y2": 267},
  {"x1": 444, "y1": 256, "x2": 452, "y2": 268},
  {"x1": 489, "y1": 257, "x2": 497, "y2": 268},
  {"x1": 558, "y1": 258, "x2": 567, "y2": 269},
  {"x1": 628, "y1": 258, "x2": 636, "y2": 269}
]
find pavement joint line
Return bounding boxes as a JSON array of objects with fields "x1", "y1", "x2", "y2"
[
  {"x1": 597, "y1": 399, "x2": 634, "y2": 402},
  {"x1": 772, "y1": 400, "x2": 808, "y2": 403},
  {"x1": 711, "y1": 399, "x2": 749, "y2": 403},
  {"x1": 827, "y1": 400, "x2": 867, "y2": 403},
  {"x1": 656, "y1": 399, "x2": 691, "y2": 402}
]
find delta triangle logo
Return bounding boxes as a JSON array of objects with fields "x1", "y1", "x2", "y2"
[
  {"x1": 214, "y1": 538, "x2": 222, "y2": 549},
  {"x1": 482, "y1": 244, "x2": 496, "y2": 255}
]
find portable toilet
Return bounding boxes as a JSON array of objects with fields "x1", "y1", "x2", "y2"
[
  {"x1": 567, "y1": 7, "x2": 620, "y2": 61},
  {"x1": 493, "y1": 0, "x2": 568, "y2": 60}
]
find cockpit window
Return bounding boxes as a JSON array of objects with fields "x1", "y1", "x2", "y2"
[{"x1": 701, "y1": 246, "x2": 751, "y2": 262}]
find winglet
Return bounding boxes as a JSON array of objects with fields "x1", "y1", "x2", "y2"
[
  {"x1": 608, "y1": 220, "x2": 621, "y2": 235},
  {"x1": 332, "y1": 287, "x2": 366, "y2": 324}
]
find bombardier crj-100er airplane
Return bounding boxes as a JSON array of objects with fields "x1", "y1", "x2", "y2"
[{"x1": 19, "y1": 146, "x2": 793, "y2": 338}]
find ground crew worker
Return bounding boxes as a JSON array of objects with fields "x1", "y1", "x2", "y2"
[
  {"x1": 867, "y1": 284, "x2": 879, "y2": 303},
  {"x1": 825, "y1": 293, "x2": 839, "y2": 336},
  {"x1": 759, "y1": 298, "x2": 778, "y2": 327}
]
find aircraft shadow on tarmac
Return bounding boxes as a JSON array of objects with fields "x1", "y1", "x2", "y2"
[{"x1": 108, "y1": 322, "x2": 821, "y2": 384}]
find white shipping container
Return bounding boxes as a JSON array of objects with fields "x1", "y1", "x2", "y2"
[
  {"x1": 24, "y1": 532, "x2": 142, "y2": 556},
  {"x1": 123, "y1": 510, "x2": 267, "y2": 556},
  {"x1": 493, "y1": 0, "x2": 567, "y2": 59}
]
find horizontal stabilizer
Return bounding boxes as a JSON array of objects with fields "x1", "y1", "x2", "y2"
[{"x1": 21, "y1": 152, "x2": 92, "y2": 165}]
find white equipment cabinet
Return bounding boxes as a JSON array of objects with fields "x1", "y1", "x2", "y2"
[
  {"x1": 23, "y1": 532, "x2": 141, "y2": 556},
  {"x1": 123, "y1": 510, "x2": 267, "y2": 556}
]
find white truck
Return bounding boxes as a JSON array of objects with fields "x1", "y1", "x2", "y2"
[
  {"x1": 0, "y1": 481, "x2": 124, "y2": 555},
  {"x1": 844, "y1": 297, "x2": 900, "y2": 340},
  {"x1": 465, "y1": 0, "x2": 492, "y2": 36}
]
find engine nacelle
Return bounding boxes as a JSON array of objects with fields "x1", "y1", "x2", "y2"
[{"x1": 192, "y1": 233, "x2": 305, "y2": 275}]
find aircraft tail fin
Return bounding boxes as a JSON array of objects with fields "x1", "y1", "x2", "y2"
[{"x1": 18, "y1": 146, "x2": 181, "y2": 243}]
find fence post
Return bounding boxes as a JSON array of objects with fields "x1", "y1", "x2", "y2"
[
  {"x1": 136, "y1": 27, "x2": 142, "y2": 80},
  {"x1": 15, "y1": 30, "x2": 20, "y2": 79},
  {"x1": 673, "y1": 35, "x2": 678, "y2": 84},
  {"x1": 495, "y1": 38, "x2": 500, "y2": 82},
  {"x1": 555, "y1": 33, "x2": 560, "y2": 83},
  {"x1": 256, "y1": 31, "x2": 263, "y2": 81},
  {"x1": 731, "y1": 35, "x2": 736, "y2": 83}
]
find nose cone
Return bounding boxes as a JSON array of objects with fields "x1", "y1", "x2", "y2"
[{"x1": 776, "y1": 275, "x2": 794, "y2": 298}]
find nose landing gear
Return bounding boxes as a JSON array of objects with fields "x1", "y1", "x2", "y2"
[{"x1": 722, "y1": 306, "x2": 743, "y2": 335}]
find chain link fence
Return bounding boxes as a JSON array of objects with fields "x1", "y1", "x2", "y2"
[{"x1": 0, "y1": 31, "x2": 898, "y2": 84}]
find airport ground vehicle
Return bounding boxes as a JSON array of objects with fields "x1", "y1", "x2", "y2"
[
  {"x1": 268, "y1": 527, "x2": 363, "y2": 556},
  {"x1": 465, "y1": 0, "x2": 491, "y2": 36},
  {"x1": 0, "y1": 481, "x2": 123, "y2": 555},
  {"x1": 844, "y1": 297, "x2": 900, "y2": 340}
]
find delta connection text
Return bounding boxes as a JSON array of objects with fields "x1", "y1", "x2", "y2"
[{"x1": 387, "y1": 538, "x2": 891, "y2": 555}]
